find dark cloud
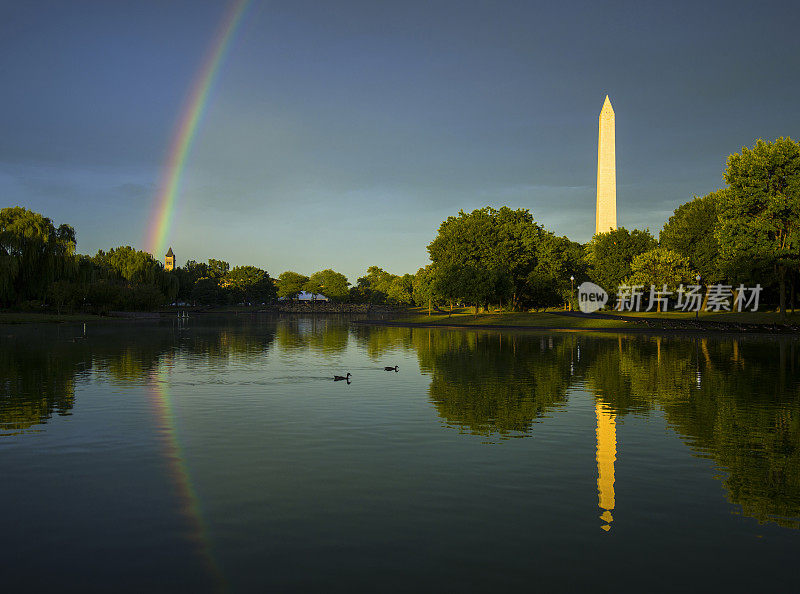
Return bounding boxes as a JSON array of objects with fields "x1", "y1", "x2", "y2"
[{"x1": 3, "y1": 0, "x2": 799, "y2": 277}]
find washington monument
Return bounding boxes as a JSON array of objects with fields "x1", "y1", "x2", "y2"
[{"x1": 596, "y1": 95, "x2": 617, "y2": 234}]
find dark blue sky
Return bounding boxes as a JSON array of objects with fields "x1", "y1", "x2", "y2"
[{"x1": 2, "y1": 0, "x2": 799, "y2": 281}]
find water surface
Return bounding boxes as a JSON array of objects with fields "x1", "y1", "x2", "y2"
[{"x1": 2, "y1": 316, "x2": 799, "y2": 592}]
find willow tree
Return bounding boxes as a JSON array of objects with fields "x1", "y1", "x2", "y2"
[{"x1": 0, "y1": 207, "x2": 76, "y2": 304}]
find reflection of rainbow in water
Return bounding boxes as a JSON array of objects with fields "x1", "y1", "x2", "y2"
[
  {"x1": 145, "y1": 0, "x2": 252, "y2": 257},
  {"x1": 149, "y1": 366, "x2": 226, "y2": 592}
]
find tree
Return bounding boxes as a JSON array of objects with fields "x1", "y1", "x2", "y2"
[
  {"x1": 91, "y1": 246, "x2": 176, "y2": 307},
  {"x1": 626, "y1": 248, "x2": 695, "y2": 310},
  {"x1": 716, "y1": 137, "x2": 800, "y2": 317},
  {"x1": 93, "y1": 246, "x2": 161, "y2": 284},
  {"x1": 207, "y1": 259, "x2": 230, "y2": 279},
  {"x1": 412, "y1": 264, "x2": 440, "y2": 313},
  {"x1": 185, "y1": 260, "x2": 210, "y2": 281},
  {"x1": 191, "y1": 277, "x2": 226, "y2": 305},
  {"x1": 386, "y1": 274, "x2": 414, "y2": 305},
  {"x1": 356, "y1": 266, "x2": 395, "y2": 303},
  {"x1": 304, "y1": 269, "x2": 350, "y2": 301},
  {"x1": 47, "y1": 280, "x2": 86, "y2": 314},
  {"x1": 434, "y1": 264, "x2": 466, "y2": 315},
  {"x1": 276, "y1": 271, "x2": 309, "y2": 300},
  {"x1": 526, "y1": 233, "x2": 587, "y2": 309},
  {"x1": 128, "y1": 283, "x2": 167, "y2": 310},
  {"x1": 660, "y1": 191, "x2": 723, "y2": 283},
  {"x1": 0, "y1": 207, "x2": 76, "y2": 304},
  {"x1": 225, "y1": 265, "x2": 276, "y2": 303},
  {"x1": 585, "y1": 227, "x2": 657, "y2": 293},
  {"x1": 427, "y1": 207, "x2": 544, "y2": 309}
]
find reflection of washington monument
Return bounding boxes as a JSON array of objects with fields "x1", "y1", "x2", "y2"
[
  {"x1": 575, "y1": 340, "x2": 616, "y2": 531},
  {"x1": 596, "y1": 402, "x2": 617, "y2": 531}
]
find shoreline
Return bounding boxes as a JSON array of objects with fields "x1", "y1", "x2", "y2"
[
  {"x1": 0, "y1": 308, "x2": 395, "y2": 325},
  {"x1": 3, "y1": 309, "x2": 800, "y2": 335},
  {"x1": 353, "y1": 314, "x2": 800, "y2": 335}
]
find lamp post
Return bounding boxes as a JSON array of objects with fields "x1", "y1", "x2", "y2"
[
  {"x1": 570, "y1": 275, "x2": 575, "y2": 312},
  {"x1": 695, "y1": 274, "x2": 701, "y2": 320}
]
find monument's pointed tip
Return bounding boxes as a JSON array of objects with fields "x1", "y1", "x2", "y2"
[{"x1": 601, "y1": 94, "x2": 614, "y2": 115}]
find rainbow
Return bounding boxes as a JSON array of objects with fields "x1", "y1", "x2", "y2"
[
  {"x1": 149, "y1": 365, "x2": 226, "y2": 591},
  {"x1": 145, "y1": 0, "x2": 251, "y2": 257}
]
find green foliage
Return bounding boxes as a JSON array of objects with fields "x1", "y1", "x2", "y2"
[
  {"x1": 626, "y1": 248, "x2": 695, "y2": 291},
  {"x1": 412, "y1": 264, "x2": 439, "y2": 309},
  {"x1": 585, "y1": 227, "x2": 657, "y2": 292},
  {"x1": 716, "y1": 137, "x2": 800, "y2": 314},
  {"x1": 428, "y1": 207, "x2": 547, "y2": 309},
  {"x1": 356, "y1": 266, "x2": 395, "y2": 303},
  {"x1": 191, "y1": 277, "x2": 226, "y2": 306},
  {"x1": 427, "y1": 206, "x2": 588, "y2": 310},
  {"x1": 526, "y1": 234, "x2": 587, "y2": 309},
  {"x1": 276, "y1": 271, "x2": 309, "y2": 299},
  {"x1": 127, "y1": 283, "x2": 167, "y2": 311},
  {"x1": 0, "y1": 208, "x2": 283, "y2": 311},
  {"x1": 0, "y1": 207, "x2": 76, "y2": 304},
  {"x1": 386, "y1": 273, "x2": 414, "y2": 305},
  {"x1": 93, "y1": 246, "x2": 161, "y2": 284},
  {"x1": 86, "y1": 281, "x2": 123, "y2": 312},
  {"x1": 89, "y1": 246, "x2": 176, "y2": 309},
  {"x1": 660, "y1": 191, "x2": 723, "y2": 282},
  {"x1": 207, "y1": 259, "x2": 230, "y2": 279},
  {"x1": 47, "y1": 280, "x2": 87, "y2": 314},
  {"x1": 225, "y1": 265, "x2": 276, "y2": 304},
  {"x1": 304, "y1": 269, "x2": 350, "y2": 301}
]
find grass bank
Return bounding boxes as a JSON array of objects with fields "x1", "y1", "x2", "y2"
[
  {"x1": 0, "y1": 312, "x2": 116, "y2": 325},
  {"x1": 379, "y1": 307, "x2": 800, "y2": 332},
  {"x1": 381, "y1": 309, "x2": 644, "y2": 329}
]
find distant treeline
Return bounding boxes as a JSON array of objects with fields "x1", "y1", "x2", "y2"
[{"x1": 2, "y1": 137, "x2": 798, "y2": 314}]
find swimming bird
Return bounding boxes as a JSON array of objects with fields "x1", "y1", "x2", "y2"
[
  {"x1": 384, "y1": 366, "x2": 399, "y2": 372},
  {"x1": 334, "y1": 373, "x2": 351, "y2": 381}
]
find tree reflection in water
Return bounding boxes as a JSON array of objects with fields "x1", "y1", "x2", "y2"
[
  {"x1": 412, "y1": 329, "x2": 573, "y2": 439},
  {"x1": 402, "y1": 327, "x2": 800, "y2": 529},
  {"x1": 2, "y1": 319, "x2": 800, "y2": 528}
]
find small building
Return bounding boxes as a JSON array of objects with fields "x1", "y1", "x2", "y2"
[
  {"x1": 165, "y1": 247, "x2": 175, "y2": 271},
  {"x1": 297, "y1": 291, "x2": 328, "y2": 302}
]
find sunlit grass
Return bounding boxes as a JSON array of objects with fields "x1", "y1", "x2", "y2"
[
  {"x1": 394, "y1": 308, "x2": 642, "y2": 328},
  {"x1": 394, "y1": 306, "x2": 800, "y2": 328},
  {"x1": 600, "y1": 309, "x2": 800, "y2": 323}
]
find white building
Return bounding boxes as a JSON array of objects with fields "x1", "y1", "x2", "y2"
[{"x1": 296, "y1": 291, "x2": 329, "y2": 302}]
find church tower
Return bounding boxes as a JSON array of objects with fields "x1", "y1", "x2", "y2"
[
  {"x1": 596, "y1": 95, "x2": 617, "y2": 235},
  {"x1": 165, "y1": 247, "x2": 175, "y2": 271}
]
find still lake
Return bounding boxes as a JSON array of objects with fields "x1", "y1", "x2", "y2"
[{"x1": 2, "y1": 316, "x2": 799, "y2": 592}]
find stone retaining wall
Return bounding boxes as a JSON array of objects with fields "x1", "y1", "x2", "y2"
[{"x1": 266, "y1": 302, "x2": 397, "y2": 314}]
